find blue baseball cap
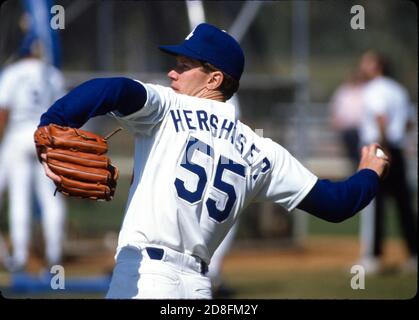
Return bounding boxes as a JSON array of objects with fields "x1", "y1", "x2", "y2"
[{"x1": 159, "y1": 23, "x2": 244, "y2": 81}]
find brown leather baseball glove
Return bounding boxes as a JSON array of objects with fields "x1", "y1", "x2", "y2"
[{"x1": 34, "y1": 124, "x2": 120, "y2": 201}]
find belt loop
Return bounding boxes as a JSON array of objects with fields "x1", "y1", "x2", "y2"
[{"x1": 146, "y1": 247, "x2": 164, "y2": 260}]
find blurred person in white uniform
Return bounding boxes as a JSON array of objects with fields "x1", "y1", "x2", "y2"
[
  {"x1": 357, "y1": 50, "x2": 417, "y2": 273},
  {"x1": 0, "y1": 33, "x2": 66, "y2": 272}
]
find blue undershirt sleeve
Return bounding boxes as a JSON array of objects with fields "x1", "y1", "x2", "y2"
[
  {"x1": 297, "y1": 169, "x2": 380, "y2": 223},
  {"x1": 39, "y1": 77, "x2": 147, "y2": 128}
]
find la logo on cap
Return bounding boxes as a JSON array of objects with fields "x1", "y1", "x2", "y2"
[{"x1": 185, "y1": 27, "x2": 196, "y2": 40}]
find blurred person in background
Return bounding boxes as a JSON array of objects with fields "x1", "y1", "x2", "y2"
[
  {"x1": 357, "y1": 50, "x2": 417, "y2": 273},
  {"x1": 329, "y1": 70, "x2": 366, "y2": 170},
  {"x1": 0, "y1": 32, "x2": 66, "y2": 274}
]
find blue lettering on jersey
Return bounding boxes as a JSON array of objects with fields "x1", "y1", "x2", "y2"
[
  {"x1": 243, "y1": 143, "x2": 260, "y2": 166},
  {"x1": 170, "y1": 110, "x2": 184, "y2": 132},
  {"x1": 252, "y1": 157, "x2": 271, "y2": 180},
  {"x1": 230, "y1": 121, "x2": 238, "y2": 144},
  {"x1": 235, "y1": 133, "x2": 246, "y2": 155},
  {"x1": 218, "y1": 119, "x2": 234, "y2": 140},
  {"x1": 196, "y1": 110, "x2": 210, "y2": 131},
  {"x1": 209, "y1": 114, "x2": 218, "y2": 137},
  {"x1": 183, "y1": 110, "x2": 196, "y2": 130}
]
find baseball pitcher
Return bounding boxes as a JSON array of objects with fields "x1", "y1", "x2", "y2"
[{"x1": 35, "y1": 23, "x2": 389, "y2": 299}]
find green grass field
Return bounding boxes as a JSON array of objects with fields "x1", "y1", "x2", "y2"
[{"x1": 225, "y1": 269, "x2": 416, "y2": 299}]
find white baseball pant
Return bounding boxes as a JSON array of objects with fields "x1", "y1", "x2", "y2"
[
  {"x1": 106, "y1": 245, "x2": 212, "y2": 299},
  {"x1": 1, "y1": 128, "x2": 65, "y2": 269}
]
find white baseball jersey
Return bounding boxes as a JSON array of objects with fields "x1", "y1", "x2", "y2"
[
  {"x1": 0, "y1": 58, "x2": 65, "y2": 132},
  {"x1": 112, "y1": 82, "x2": 317, "y2": 264},
  {"x1": 359, "y1": 76, "x2": 412, "y2": 147}
]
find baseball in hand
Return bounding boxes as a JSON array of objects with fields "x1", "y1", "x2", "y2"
[{"x1": 376, "y1": 148, "x2": 385, "y2": 158}]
